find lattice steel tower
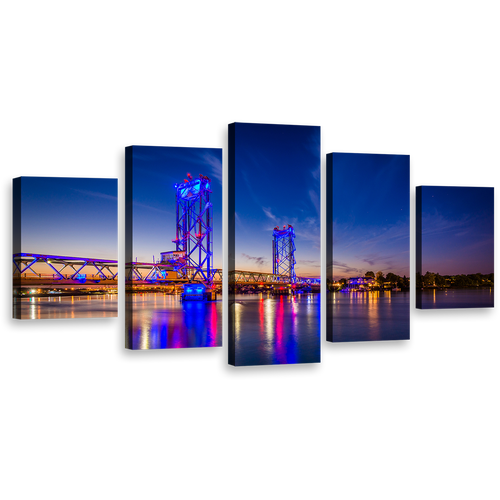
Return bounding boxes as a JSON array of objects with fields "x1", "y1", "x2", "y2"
[
  {"x1": 172, "y1": 173, "x2": 213, "y2": 282},
  {"x1": 272, "y1": 225, "x2": 296, "y2": 283}
]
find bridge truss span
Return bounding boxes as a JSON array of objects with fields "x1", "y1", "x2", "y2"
[
  {"x1": 229, "y1": 270, "x2": 319, "y2": 285},
  {"x1": 13, "y1": 253, "x2": 118, "y2": 281},
  {"x1": 272, "y1": 225, "x2": 296, "y2": 284},
  {"x1": 172, "y1": 174, "x2": 214, "y2": 283}
]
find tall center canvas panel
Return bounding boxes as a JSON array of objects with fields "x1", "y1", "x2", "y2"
[{"x1": 228, "y1": 123, "x2": 321, "y2": 367}]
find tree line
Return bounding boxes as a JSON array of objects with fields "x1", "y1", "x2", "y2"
[
  {"x1": 326, "y1": 271, "x2": 495, "y2": 288},
  {"x1": 416, "y1": 272, "x2": 494, "y2": 288}
]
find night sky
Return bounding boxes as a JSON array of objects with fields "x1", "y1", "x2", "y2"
[
  {"x1": 26, "y1": 156, "x2": 488, "y2": 281},
  {"x1": 233, "y1": 123, "x2": 320, "y2": 277},
  {"x1": 129, "y1": 146, "x2": 222, "y2": 266},
  {"x1": 420, "y1": 186, "x2": 494, "y2": 275},
  {"x1": 330, "y1": 153, "x2": 410, "y2": 280},
  {"x1": 18, "y1": 176, "x2": 117, "y2": 259}
]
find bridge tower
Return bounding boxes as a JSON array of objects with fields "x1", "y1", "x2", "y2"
[
  {"x1": 272, "y1": 225, "x2": 296, "y2": 283},
  {"x1": 172, "y1": 173, "x2": 214, "y2": 283}
]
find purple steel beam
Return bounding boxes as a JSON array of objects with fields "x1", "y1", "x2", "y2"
[
  {"x1": 14, "y1": 253, "x2": 118, "y2": 263},
  {"x1": 14, "y1": 256, "x2": 39, "y2": 275},
  {"x1": 13, "y1": 253, "x2": 118, "y2": 280},
  {"x1": 70, "y1": 262, "x2": 87, "y2": 279},
  {"x1": 45, "y1": 261, "x2": 66, "y2": 279}
]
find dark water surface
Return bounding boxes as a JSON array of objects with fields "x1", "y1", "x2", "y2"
[
  {"x1": 417, "y1": 288, "x2": 494, "y2": 309},
  {"x1": 231, "y1": 293, "x2": 321, "y2": 366},
  {"x1": 327, "y1": 291, "x2": 410, "y2": 342},
  {"x1": 13, "y1": 295, "x2": 118, "y2": 320},
  {"x1": 127, "y1": 293, "x2": 222, "y2": 350},
  {"x1": 18, "y1": 288, "x2": 489, "y2": 348}
]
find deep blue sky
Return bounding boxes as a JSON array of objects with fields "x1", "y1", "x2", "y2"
[
  {"x1": 420, "y1": 186, "x2": 494, "y2": 275},
  {"x1": 233, "y1": 123, "x2": 320, "y2": 277},
  {"x1": 19, "y1": 177, "x2": 117, "y2": 259},
  {"x1": 330, "y1": 153, "x2": 410, "y2": 279},
  {"x1": 129, "y1": 146, "x2": 222, "y2": 266}
]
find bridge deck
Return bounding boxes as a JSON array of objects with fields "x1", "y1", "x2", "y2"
[{"x1": 13, "y1": 254, "x2": 319, "y2": 285}]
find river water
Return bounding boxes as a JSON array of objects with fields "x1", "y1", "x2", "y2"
[
  {"x1": 327, "y1": 290, "x2": 410, "y2": 342},
  {"x1": 15, "y1": 288, "x2": 491, "y2": 353},
  {"x1": 230, "y1": 293, "x2": 321, "y2": 366},
  {"x1": 13, "y1": 294, "x2": 118, "y2": 320},
  {"x1": 417, "y1": 288, "x2": 494, "y2": 309},
  {"x1": 126, "y1": 293, "x2": 222, "y2": 350}
]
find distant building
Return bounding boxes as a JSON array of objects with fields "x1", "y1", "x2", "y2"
[
  {"x1": 160, "y1": 251, "x2": 185, "y2": 264},
  {"x1": 347, "y1": 276, "x2": 375, "y2": 291}
]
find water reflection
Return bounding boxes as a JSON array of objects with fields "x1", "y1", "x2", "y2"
[
  {"x1": 327, "y1": 291, "x2": 409, "y2": 342},
  {"x1": 13, "y1": 295, "x2": 118, "y2": 320},
  {"x1": 232, "y1": 293, "x2": 320, "y2": 366},
  {"x1": 418, "y1": 288, "x2": 494, "y2": 309},
  {"x1": 127, "y1": 293, "x2": 222, "y2": 350}
]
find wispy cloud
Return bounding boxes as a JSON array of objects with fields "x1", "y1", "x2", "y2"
[
  {"x1": 359, "y1": 253, "x2": 396, "y2": 268},
  {"x1": 333, "y1": 219, "x2": 409, "y2": 253},
  {"x1": 420, "y1": 212, "x2": 473, "y2": 237},
  {"x1": 331, "y1": 260, "x2": 361, "y2": 275},
  {"x1": 241, "y1": 170, "x2": 262, "y2": 207},
  {"x1": 262, "y1": 207, "x2": 279, "y2": 224},
  {"x1": 199, "y1": 151, "x2": 222, "y2": 185},
  {"x1": 241, "y1": 253, "x2": 268, "y2": 267},
  {"x1": 311, "y1": 165, "x2": 321, "y2": 181},
  {"x1": 72, "y1": 189, "x2": 117, "y2": 201},
  {"x1": 309, "y1": 189, "x2": 320, "y2": 217},
  {"x1": 304, "y1": 130, "x2": 321, "y2": 160},
  {"x1": 234, "y1": 212, "x2": 243, "y2": 226},
  {"x1": 298, "y1": 228, "x2": 320, "y2": 248},
  {"x1": 133, "y1": 200, "x2": 171, "y2": 215},
  {"x1": 331, "y1": 218, "x2": 411, "y2": 277}
]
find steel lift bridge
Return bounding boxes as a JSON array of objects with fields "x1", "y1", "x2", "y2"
[
  {"x1": 13, "y1": 253, "x2": 118, "y2": 284},
  {"x1": 272, "y1": 224, "x2": 297, "y2": 284},
  {"x1": 172, "y1": 173, "x2": 215, "y2": 283}
]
